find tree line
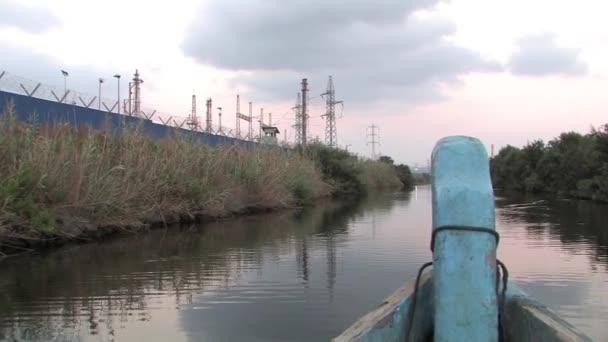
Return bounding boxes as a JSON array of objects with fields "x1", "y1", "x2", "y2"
[{"x1": 490, "y1": 124, "x2": 608, "y2": 201}]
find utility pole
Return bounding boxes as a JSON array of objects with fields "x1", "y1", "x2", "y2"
[
  {"x1": 217, "y1": 107, "x2": 223, "y2": 133},
  {"x1": 248, "y1": 102, "x2": 253, "y2": 140},
  {"x1": 113, "y1": 74, "x2": 121, "y2": 114},
  {"x1": 321, "y1": 76, "x2": 342, "y2": 147},
  {"x1": 301, "y1": 78, "x2": 308, "y2": 145},
  {"x1": 61, "y1": 70, "x2": 68, "y2": 99},
  {"x1": 98, "y1": 78, "x2": 104, "y2": 110},
  {"x1": 259, "y1": 108, "x2": 264, "y2": 140},
  {"x1": 236, "y1": 94, "x2": 241, "y2": 138},
  {"x1": 293, "y1": 92, "x2": 302, "y2": 145},
  {"x1": 367, "y1": 125, "x2": 380, "y2": 159},
  {"x1": 269, "y1": 112, "x2": 272, "y2": 126},
  {"x1": 127, "y1": 82, "x2": 133, "y2": 115},
  {"x1": 192, "y1": 94, "x2": 197, "y2": 128}
]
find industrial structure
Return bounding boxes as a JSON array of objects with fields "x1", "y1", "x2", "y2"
[
  {"x1": 0, "y1": 68, "x2": 353, "y2": 148},
  {"x1": 300, "y1": 78, "x2": 308, "y2": 145},
  {"x1": 367, "y1": 124, "x2": 380, "y2": 159},
  {"x1": 186, "y1": 94, "x2": 200, "y2": 131},
  {"x1": 321, "y1": 76, "x2": 342, "y2": 147},
  {"x1": 293, "y1": 92, "x2": 302, "y2": 145},
  {"x1": 205, "y1": 98, "x2": 213, "y2": 133}
]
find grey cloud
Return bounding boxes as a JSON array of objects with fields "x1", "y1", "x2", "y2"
[
  {"x1": 0, "y1": 0, "x2": 59, "y2": 33},
  {"x1": 508, "y1": 34, "x2": 587, "y2": 77},
  {"x1": 182, "y1": 0, "x2": 500, "y2": 106}
]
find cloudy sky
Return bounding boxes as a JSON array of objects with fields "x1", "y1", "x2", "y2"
[{"x1": 1, "y1": 0, "x2": 607, "y2": 165}]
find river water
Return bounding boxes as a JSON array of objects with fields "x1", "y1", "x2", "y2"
[{"x1": 0, "y1": 186, "x2": 607, "y2": 341}]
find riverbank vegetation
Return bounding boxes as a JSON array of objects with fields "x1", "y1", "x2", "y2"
[
  {"x1": 491, "y1": 124, "x2": 608, "y2": 201},
  {"x1": 378, "y1": 155, "x2": 416, "y2": 189},
  {"x1": 300, "y1": 144, "x2": 403, "y2": 195},
  {"x1": 0, "y1": 104, "x2": 404, "y2": 254}
]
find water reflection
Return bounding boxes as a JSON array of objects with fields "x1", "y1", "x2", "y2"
[
  {"x1": 496, "y1": 192, "x2": 608, "y2": 268},
  {"x1": 0, "y1": 193, "x2": 405, "y2": 342},
  {"x1": 495, "y1": 192, "x2": 608, "y2": 339},
  {"x1": 0, "y1": 188, "x2": 606, "y2": 341}
]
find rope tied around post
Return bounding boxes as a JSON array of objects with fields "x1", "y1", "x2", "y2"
[{"x1": 405, "y1": 225, "x2": 508, "y2": 342}]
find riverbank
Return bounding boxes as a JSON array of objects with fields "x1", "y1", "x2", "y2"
[{"x1": 0, "y1": 103, "x2": 404, "y2": 257}]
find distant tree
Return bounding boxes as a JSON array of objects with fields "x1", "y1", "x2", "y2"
[
  {"x1": 490, "y1": 125, "x2": 608, "y2": 201},
  {"x1": 490, "y1": 145, "x2": 526, "y2": 190},
  {"x1": 413, "y1": 172, "x2": 431, "y2": 185},
  {"x1": 394, "y1": 164, "x2": 414, "y2": 189},
  {"x1": 378, "y1": 155, "x2": 394, "y2": 165}
]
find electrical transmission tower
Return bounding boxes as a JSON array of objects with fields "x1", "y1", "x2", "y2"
[
  {"x1": 301, "y1": 78, "x2": 308, "y2": 145},
  {"x1": 293, "y1": 92, "x2": 302, "y2": 144},
  {"x1": 321, "y1": 76, "x2": 342, "y2": 147},
  {"x1": 367, "y1": 125, "x2": 380, "y2": 159}
]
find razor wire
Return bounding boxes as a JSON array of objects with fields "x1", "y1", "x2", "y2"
[{"x1": 0, "y1": 70, "x2": 268, "y2": 142}]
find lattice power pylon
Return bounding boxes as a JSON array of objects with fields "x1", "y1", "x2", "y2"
[
  {"x1": 321, "y1": 76, "x2": 342, "y2": 147},
  {"x1": 292, "y1": 92, "x2": 302, "y2": 145}
]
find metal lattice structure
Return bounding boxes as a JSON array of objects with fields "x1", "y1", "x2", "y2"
[
  {"x1": 367, "y1": 124, "x2": 380, "y2": 159},
  {"x1": 133, "y1": 69, "x2": 143, "y2": 116},
  {"x1": 248, "y1": 101, "x2": 253, "y2": 140},
  {"x1": 321, "y1": 76, "x2": 342, "y2": 147},
  {"x1": 292, "y1": 92, "x2": 302, "y2": 145},
  {"x1": 206, "y1": 98, "x2": 212, "y2": 133},
  {"x1": 0, "y1": 69, "x2": 294, "y2": 146},
  {"x1": 301, "y1": 78, "x2": 308, "y2": 145},
  {"x1": 186, "y1": 94, "x2": 200, "y2": 130}
]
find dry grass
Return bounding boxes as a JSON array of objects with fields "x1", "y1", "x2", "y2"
[{"x1": 0, "y1": 102, "x2": 328, "y2": 239}]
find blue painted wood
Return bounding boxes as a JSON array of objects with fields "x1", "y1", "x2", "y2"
[
  {"x1": 334, "y1": 277, "x2": 593, "y2": 341},
  {"x1": 431, "y1": 136, "x2": 497, "y2": 342},
  {"x1": 335, "y1": 136, "x2": 592, "y2": 341},
  {"x1": 333, "y1": 271, "x2": 434, "y2": 342}
]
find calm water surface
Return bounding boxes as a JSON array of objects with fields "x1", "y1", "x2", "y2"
[{"x1": 0, "y1": 186, "x2": 607, "y2": 341}]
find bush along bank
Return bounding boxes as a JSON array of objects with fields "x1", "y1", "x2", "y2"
[
  {"x1": 490, "y1": 124, "x2": 608, "y2": 201},
  {"x1": 297, "y1": 144, "x2": 403, "y2": 196},
  {"x1": 0, "y1": 104, "x2": 405, "y2": 256}
]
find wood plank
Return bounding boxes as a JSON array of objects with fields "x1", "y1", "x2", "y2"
[{"x1": 333, "y1": 270, "x2": 433, "y2": 342}]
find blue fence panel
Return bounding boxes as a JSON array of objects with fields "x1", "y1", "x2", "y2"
[{"x1": 0, "y1": 90, "x2": 258, "y2": 148}]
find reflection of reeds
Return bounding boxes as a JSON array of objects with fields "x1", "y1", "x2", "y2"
[
  {"x1": 0, "y1": 101, "x2": 328, "y2": 242},
  {"x1": 0, "y1": 199, "x2": 366, "y2": 341}
]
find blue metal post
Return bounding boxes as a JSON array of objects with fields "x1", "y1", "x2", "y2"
[{"x1": 431, "y1": 136, "x2": 497, "y2": 342}]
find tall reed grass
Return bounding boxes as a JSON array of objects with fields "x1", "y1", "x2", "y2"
[{"x1": 0, "y1": 102, "x2": 327, "y2": 240}]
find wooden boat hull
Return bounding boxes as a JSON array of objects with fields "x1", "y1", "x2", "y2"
[
  {"x1": 333, "y1": 271, "x2": 591, "y2": 342},
  {"x1": 335, "y1": 137, "x2": 591, "y2": 341}
]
